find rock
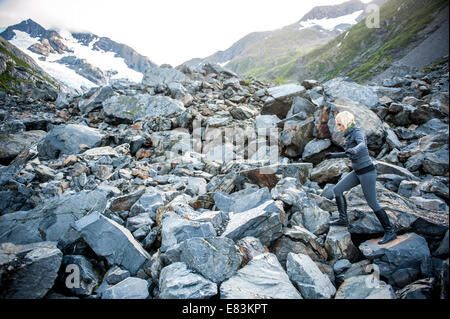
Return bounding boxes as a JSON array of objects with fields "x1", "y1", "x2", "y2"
[
  {"x1": 60, "y1": 255, "x2": 101, "y2": 296},
  {"x1": 108, "y1": 189, "x2": 145, "y2": 213},
  {"x1": 102, "y1": 94, "x2": 185, "y2": 124},
  {"x1": 335, "y1": 274, "x2": 396, "y2": 299},
  {"x1": 0, "y1": 130, "x2": 47, "y2": 164},
  {"x1": 324, "y1": 77, "x2": 379, "y2": 110},
  {"x1": 158, "y1": 262, "x2": 217, "y2": 299},
  {"x1": 221, "y1": 200, "x2": 284, "y2": 247},
  {"x1": 74, "y1": 211, "x2": 150, "y2": 275},
  {"x1": 78, "y1": 86, "x2": 115, "y2": 114},
  {"x1": 301, "y1": 79, "x2": 319, "y2": 90},
  {"x1": 396, "y1": 278, "x2": 435, "y2": 299},
  {"x1": 101, "y1": 277, "x2": 149, "y2": 299},
  {"x1": 333, "y1": 259, "x2": 352, "y2": 275},
  {"x1": 286, "y1": 97, "x2": 317, "y2": 119},
  {"x1": 422, "y1": 148, "x2": 449, "y2": 176},
  {"x1": 191, "y1": 210, "x2": 228, "y2": 232},
  {"x1": 359, "y1": 233, "x2": 431, "y2": 288},
  {"x1": 213, "y1": 187, "x2": 272, "y2": 214},
  {"x1": 0, "y1": 241, "x2": 63, "y2": 299},
  {"x1": 290, "y1": 195, "x2": 330, "y2": 236},
  {"x1": 262, "y1": 84, "x2": 307, "y2": 119},
  {"x1": 302, "y1": 139, "x2": 332, "y2": 162},
  {"x1": 345, "y1": 182, "x2": 448, "y2": 237},
  {"x1": 236, "y1": 236, "x2": 267, "y2": 263},
  {"x1": 220, "y1": 253, "x2": 302, "y2": 299},
  {"x1": 126, "y1": 213, "x2": 155, "y2": 232},
  {"x1": 334, "y1": 260, "x2": 372, "y2": 286},
  {"x1": 310, "y1": 159, "x2": 350, "y2": 184},
  {"x1": 255, "y1": 114, "x2": 281, "y2": 130},
  {"x1": 324, "y1": 226, "x2": 359, "y2": 262},
  {"x1": 230, "y1": 105, "x2": 257, "y2": 120},
  {"x1": 434, "y1": 230, "x2": 449, "y2": 257},
  {"x1": 286, "y1": 253, "x2": 336, "y2": 299},
  {"x1": 409, "y1": 196, "x2": 448, "y2": 212},
  {"x1": 179, "y1": 237, "x2": 243, "y2": 283},
  {"x1": 142, "y1": 66, "x2": 187, "y2": 87},
  {"x1": 130, "y1": 191, "x2": 165, "y2": 219},
  {"x1": 0, "y1": 189, "x2": 111, "y2": 246},
  {"x1": 38, "y1": 124, "x2": 104, "y2": 159},
  {"x1": 104, "y1": 266, "x2": 131, "y2": 285},
  {"x1": 160, "y1": 213, "x2": 216, "y2": 252}
]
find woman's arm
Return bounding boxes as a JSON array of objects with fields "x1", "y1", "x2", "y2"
[
  {"x1": 349, "y1": 130, "x2": 367, "y2": 154},
  {"x1": 325, "y1": 152, "x2": 348, "y2": 159}
]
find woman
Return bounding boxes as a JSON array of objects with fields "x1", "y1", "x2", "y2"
[{"x1": 325, "y1": 111, "x2": 397, "y2": 245}]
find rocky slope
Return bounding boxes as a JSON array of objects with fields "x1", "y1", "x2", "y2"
[
  {"x1": 1, "y1": 19, "x2": 157, "y2": 92},
  {"x1": 184, "y1": 0, "x2": 387, "y2": 82},
  {"x1": 0, "y1": 59, "x2": 448, "y2": 299},
  {"x1": 292, "y1": 0, "x2": 449, "y2": 84}
]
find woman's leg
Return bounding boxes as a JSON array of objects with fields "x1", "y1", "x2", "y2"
[
  {"x1": 330, "y1": 171, "x2": 360, "y2": 226},
  {"x1": 358, "y1": 169, "x2": 396, "y2": 244},
  {"x1": 357, "y1": 170, "x2": 382, "y2": 212},
  {"x1": 333, "y1": 170, "x2": 360, "y2": 197}
]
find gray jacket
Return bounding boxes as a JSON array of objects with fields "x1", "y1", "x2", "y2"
[{"x1": 330, "y1": 125, "x2": 374, "y2": 171}]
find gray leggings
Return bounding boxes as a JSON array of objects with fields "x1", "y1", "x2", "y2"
[{"x1": 333, "y1": 169, "x2": 382, "y2": 212}]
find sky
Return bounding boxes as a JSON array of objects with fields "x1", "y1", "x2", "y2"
[{"x1": 0, "y1": 0, "x2": 373, "y2": 66}]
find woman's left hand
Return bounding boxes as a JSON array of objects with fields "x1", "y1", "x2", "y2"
[{"x1": 345, "y1": 148, "x2": 357, "y2": 156}]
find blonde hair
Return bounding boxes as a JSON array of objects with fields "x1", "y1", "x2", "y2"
[{"x1": 335, "y1": 111, "x2": 356, "y2": 130}]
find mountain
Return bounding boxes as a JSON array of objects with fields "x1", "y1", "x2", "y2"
[
  {"x1": 291, "y1": 0, "x2": 449, "y2": 84},
  {"x1": 0, "y1": 19, "x2": 157, "y2": 92},
  {"x1": 182, "y1": 0, "x2": 384, "y2": 81},
  {"x1": 0, "y1": 35, "x2": 62, "y2": 96}
]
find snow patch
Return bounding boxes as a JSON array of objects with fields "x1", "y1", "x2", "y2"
[
  {"x1": 298, "y1": 10, "x2": 363, "y2": 31},
  {"x1": 218, "y1": 60, "x2": 231, "y2": 67}
]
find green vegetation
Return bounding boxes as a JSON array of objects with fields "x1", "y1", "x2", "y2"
[
  {"x1": 295, "y1": 0, "x2": 449, "y2": 83},
  {"x1": 0, "y1": 37, "x2": 58, "y2": 93}
]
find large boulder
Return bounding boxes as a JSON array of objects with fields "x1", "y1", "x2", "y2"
[
  {"x1": 101, "y1": 277, "x2": 149, "y2": 299},
  {"x1": 310, "y1": 159, "x2": 350, "y2": 184},
  {"x1": 324, "y1": 77, "x2": 379, "y2": 110},
  {"x1": 102, "y1": 94, "x2": 185, "y2": 124},
  {"x1": 324, "y1": 226, "x2": 359, "y2": 262},
  {"x1": 179, "y1": 237, "x2": 243, "y2": 283},
  {"x1": 158, "y1": 262, "x2": 217, "y2": 299},
  {"x1": 335, "y1": 274, "x2": 397, "y2": 299},
  {"x1": 142, "y1": 66, "x2": 188, "y2": 87},
  {"x1": 221, "y1": 200, "x2": 284, "y2": 247},
  {"x1": 261, "y1": 84, "x2": 307, "y2": 119},
  {"x1": 286, "y1": 253, "x2": 336, "y2": 299},
  {"x1": 0, "y1": 130, "x2": 47, "y2": 164},
  {"x1": 213, "y1": 187, "x2": 272, "y2": 214},
  {"x1": 0, "y1": 241, "x2": 63, "y2": 299},
  {"x1": 37, "y1": 124, "x2": 105, "y2": 159},
  {"x1": 74, "y1": 211, "x2": 151, "y2": 275},
  {"x1": 160, "y1": 213, "x2": 216, "y2": 252},
  {"x1": 359, "y1": 233, "x2": 431, "y2": 288},
  {"x1": 220, "y1": 253, "x2": 302, "y2": 299},
  {"x1": 0, "y1": 189, "x2": 111, "y2": 246},
  {"x1": 60, "y1": 255, "x2": 101, "y2": 296}
]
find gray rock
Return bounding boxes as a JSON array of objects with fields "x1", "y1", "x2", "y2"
[
  {"x1": 262, "y1": 84, "x2": 307, "y2": 119},
  {"x1": 60, "y1": 255, "x2": 101, "y2": 296},
  {"x1": 324, "y1": 226, "x2": 359, "y2": 262},
  {"x1": 286, "y1": 96, "x2": 317, "y2": 118},
  {"x1": 236, "y1": 236, "x2": 267, "y2": 262},
  {"x1": 434, "y1": 230, "x2": 449, "y2": 257},
  {"x1": 335, "y1": 275, "x2": 396, "y2": 299},
  {"x1": 0, "y1": 189, "x2": 111, "y2": 246},
  {"x1": 102, "y1": 94, "x2": 185, "y2": 123},
  {"x1": 74, "y1": 211, "x2": 150, "y2": 275},
  {"x1": 397, "y1": 278, "x2": 435, "y2": 299},
  {"x1": 213, "y1": 187, "x2": 272, "y2": 214},
  {"x1": 158, "y1": 262, "x2": 217, "y2": 299},
  {"x1": 255, "y1": 114, "x2": 281, "y2": 130},
  {"x1": 179, "y1": 237, "x2": 242, "y2": 283},
  {"x1": 286, "y1": 253, "x2": 336, "y2": 299},
  {"x1": 38, "y1": 124, "x2": 104, "y2": 159},
  {"x1": 359, "y1": 233, "x2": 431, "y2": 287},
  {"x1": 302, "y1": 139, "x2": 332, "y2": 161},
  {"x1": 130, "y1": 191, "x2": 165, "y2": 219},
  {"x1": 78, "y1": 86, "x2": 115, "y2": 114},
  {"x1": 104, "y1": 266, "x2": 131, "y2": 285},
  {"x1": 0, "y1": 130, "x2": 47, "y2": 164},
  {"x1": 221, "y1": 200, "x2": 283, "y2": 247},
  {"x1": 324, "y1": 77, "x2": 379, "y2": 109},
  {"x1": 310, "y1": 159, "x2": 350, "y2": 184},
  {"x1": 0, "y1": 241, "x2": 63, "y2": 299},
  {"x1": 101, "y1": 277, "x2": 149, "y2": 299},
  {"x1": 160, "y1": 213, "x2": 216, "y2": 252},
  {"x1": 333, "y1": 259, "x2": 352, "y2": 275},
  {"x1": 142, "y1": 66, "x2": 187, "y2": 87},
  {"x1": 220, "y1": 253, "x2": 302, "y2": 299}
]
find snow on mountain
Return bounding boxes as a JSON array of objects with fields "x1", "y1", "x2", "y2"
[
  {"x1": 2, "y1": 20, "x2": 151, "y2": 93},
  {"x1": 298, "y1": 9, "x2": 364, "y2": 31}
]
